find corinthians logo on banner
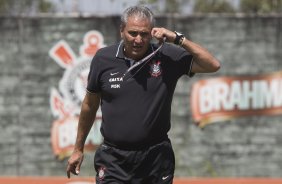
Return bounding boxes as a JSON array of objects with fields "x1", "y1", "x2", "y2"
[
  {"x1": 191, "y1": 71, "x2": 282, "y2": 127},
  {"x1": 49, "y1": 30, "x2": 105, "y2": 159}
]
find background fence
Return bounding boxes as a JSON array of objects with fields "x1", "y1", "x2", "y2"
[{"x1": 0, "y1": 15, "x2": 281, "y2": 179}]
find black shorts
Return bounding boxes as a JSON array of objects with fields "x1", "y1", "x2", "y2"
[{"x1": 94, "y1": 139, "x2": 175, "y2": 184}]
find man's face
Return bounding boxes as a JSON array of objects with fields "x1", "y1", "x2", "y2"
[{"x1": 120, "y1": 16, "x2": 152, "y2": 60}]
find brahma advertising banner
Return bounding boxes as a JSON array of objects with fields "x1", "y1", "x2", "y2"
[{"x1": 191, "y1": 71, "x2": 282, "y2": 127}]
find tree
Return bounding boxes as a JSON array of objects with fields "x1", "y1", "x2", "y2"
[
  {"x1": 0, "y1": 0, "x2": 54, "y2": 15},
  {"x1": 240, "y1": 0, "x2": 282, "y2": 14},
  {"x1": 194, "y1": 0, "x2": 235, "y2": 13}
]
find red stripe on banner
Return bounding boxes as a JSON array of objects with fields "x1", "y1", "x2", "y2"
[{"x1": 54, "y1": 45, "x2": 75, "y2": 66}]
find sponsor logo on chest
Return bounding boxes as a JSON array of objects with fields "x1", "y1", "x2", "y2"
[{"x1": 109, "y1": 76, "x2": 123, "y2": 89}]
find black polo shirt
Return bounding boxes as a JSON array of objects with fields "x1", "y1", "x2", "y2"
[{"x1": 87, "y1": 41, "x2": 193, "y2": 149}]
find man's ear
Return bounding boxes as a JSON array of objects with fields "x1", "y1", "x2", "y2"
[{"x1": 120, "y1": 25, "x2": 124, "y2": 39}]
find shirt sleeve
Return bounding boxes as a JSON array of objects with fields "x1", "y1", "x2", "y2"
[
  {"x1": 177, "y1": 49, "x2": 194, "y2": 77},
  {"x1": 163, "y1": 44, "x2": 194, "y2": 78},
  {"x1": 86, "y1": 54, "x2": 101, "y2": 93}
]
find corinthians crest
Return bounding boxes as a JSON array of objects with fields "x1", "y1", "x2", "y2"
[
  {"x1": 49, "y1": 30, "x2": 105, "y2": 159},
  {"x1": 149, "y1": 60, "x2": 162, "y2": 77}
]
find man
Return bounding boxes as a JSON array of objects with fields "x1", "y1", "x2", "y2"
[{"x1": 66, "y1": 5, "x2": 220, "y2": 184}]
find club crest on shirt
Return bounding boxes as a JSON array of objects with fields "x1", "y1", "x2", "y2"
[
  {"x1": 149, "y1": 60, "x2": 162, "y2": 77},
  {"x1": 98, "y1": 166, "x2": 106, "y2": 181}
]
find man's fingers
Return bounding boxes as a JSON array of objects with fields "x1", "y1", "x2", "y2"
[
  {"x1": 75, "y1": 164, "x2": 80, "y2": 175},
  {"x1": 66, "y1": 165, "x2": 71, "y2": 178},
  {"x1": 75, "y1": 158, "x2": 84, "y2": 175},
  {"x1": 66, "y1": 151, "x2": 84, "y2": 178},
  {"x1": 66, "y1": 163, "x2": 79, "y2": 178}
]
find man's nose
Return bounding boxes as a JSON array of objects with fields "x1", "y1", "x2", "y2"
[{"x1": 134, "y1": 35, "x2": 143, "y2": 43}]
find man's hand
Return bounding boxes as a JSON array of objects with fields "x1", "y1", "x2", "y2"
[
  {"x1": 66, "y1": 150, "x2": 84, "y2": 178},
  {"x1": 151, "y1": 27, "x2": 176, "y2": 43}
]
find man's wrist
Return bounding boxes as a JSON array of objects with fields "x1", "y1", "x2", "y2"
[
  {"x1": 174, "y1": 31, "x2": 185, "y2": 46},
  {"x1": 179, "y1": 36, "x2": 185, "y2": 47},
  {"x1": 74, "y1": 142, "x2": 85, "y2": 152},
  {"x1": 73, "y1": 148, "x2": 84, "y2": 153}
]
